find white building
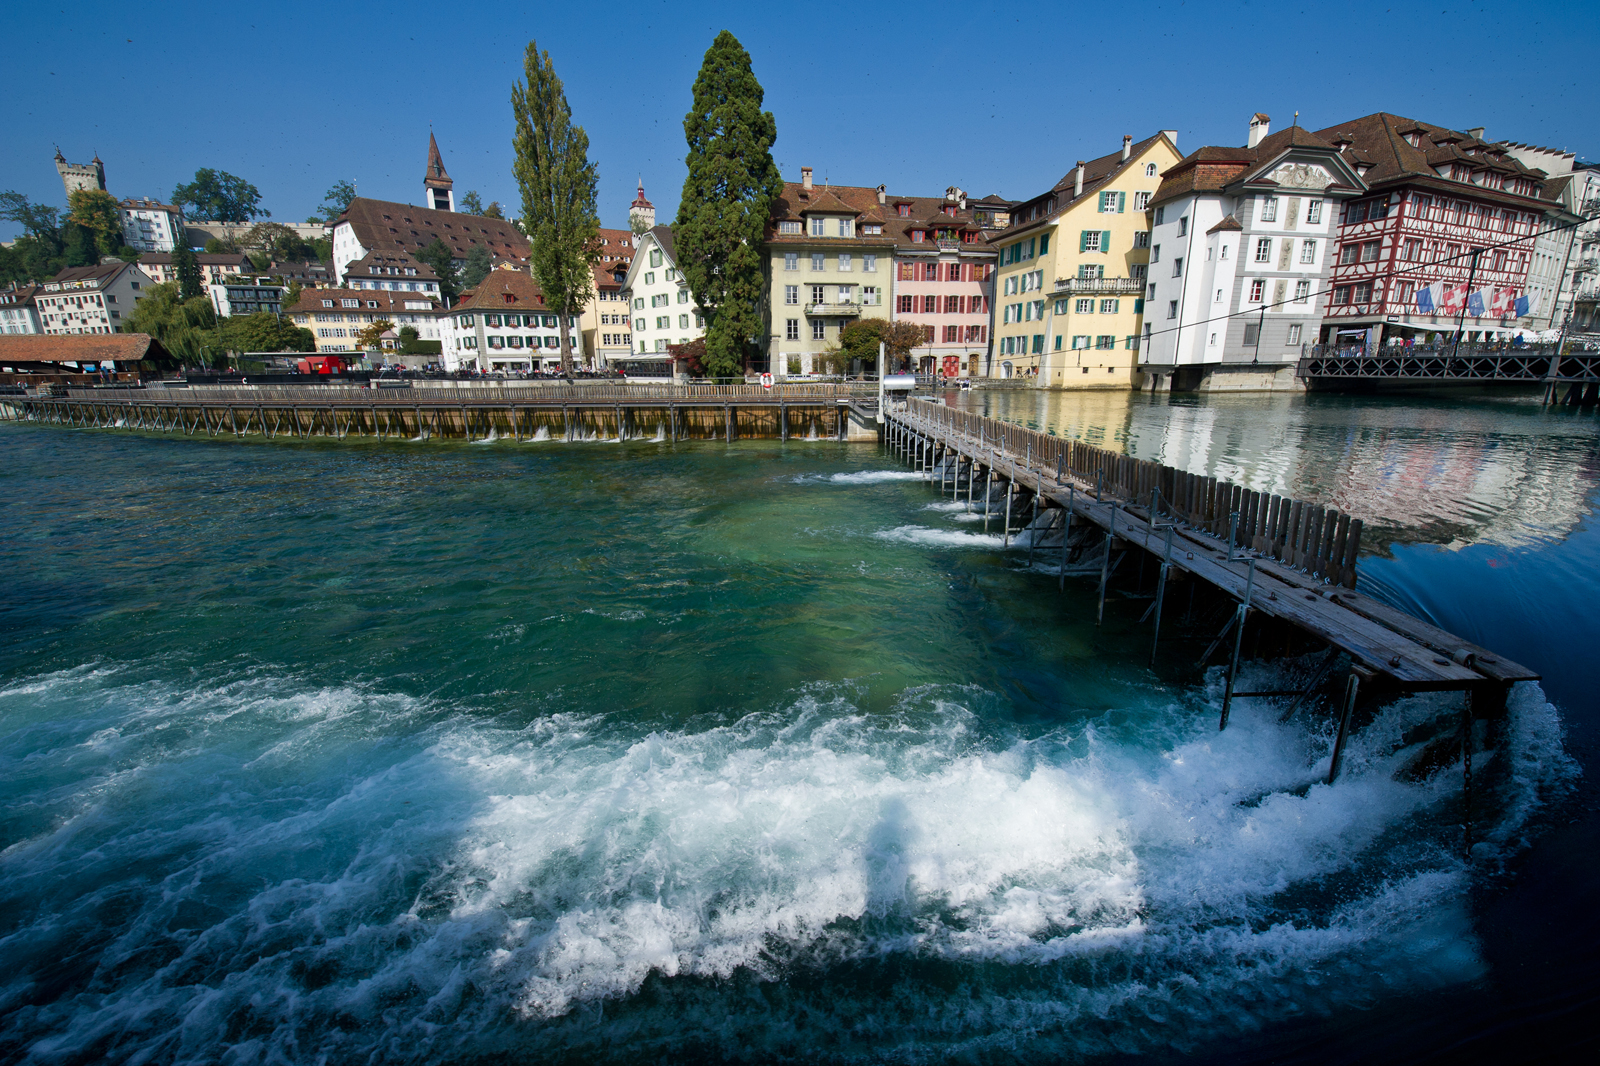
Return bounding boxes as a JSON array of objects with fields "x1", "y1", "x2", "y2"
[
  {"x1": 0, "y1": 284, "x2": 42, "y2": 334},
  {"x1": 1142, "y1": 116, "x2": 1366, "y2": 391},
  {"x1": 140, "y1": 251, "x2": 254, "y2": 288},
  {"x1": 287, "y1": 288, "x2": 443, "y2": 354},
  {"x1": 118, "y1": 198, "x2": 186, "y2": 253},
  {"x1": 441, "y1": 267, "x2": 583, "y2": 372},
  {"x1": 620, "y1": 224, "x2": 703, "y2": 374},
  {"x1": 209, "y1": 277, "x2": 286, "y2": 318},
  {"x1": 341, "y1": 251, "x2": 443, "y2": 297},
  {"x1": 36, "y1": 262, "x2": 153, "y2": 335}
]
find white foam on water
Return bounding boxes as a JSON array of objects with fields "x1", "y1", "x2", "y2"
[
  {"x1": 0, "y1": 663, "x2": 1576, "y2": 1063},
  {"x1": 921, "y1": 500, "x2": 969, "y2": 513},
  {"x1": 530, "y1": 425, "x2": 552, "y2": 442},
  {"x1": 874, "y1": 525, "x2": 1005, "y2": 549},
  {"x1": 826, "y1": 470, "x2": 926, "y2": 485},
  {"x1": 474, "y1": 427, "x2": 502, "y2": 444}
]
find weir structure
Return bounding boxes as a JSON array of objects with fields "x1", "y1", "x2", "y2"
[
  {"x1": 882, "y1": 397, "x2": 1538, "y2": 809},
  {"x1": 0, "y1": 383, "x2": 883, "y2": 442}
]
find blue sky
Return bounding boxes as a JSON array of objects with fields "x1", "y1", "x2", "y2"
[{"x1": 4, "y1": 0, "x2": 1595, "y2": 241}]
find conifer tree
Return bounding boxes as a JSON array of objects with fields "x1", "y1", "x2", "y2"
[
  {"x1": 511, "y1": 40, "x2": 600, "y2": 378},
  {"x1": 172, "y1": 242, "x2": 204, "y2": 300},
  {"x1": 675, "y1": 31, "x2": 781, "y2": 380}
]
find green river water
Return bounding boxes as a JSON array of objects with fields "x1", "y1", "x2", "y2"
[{"x1": 0, "y1": 388, "x2": 1594, "y2": 1064}]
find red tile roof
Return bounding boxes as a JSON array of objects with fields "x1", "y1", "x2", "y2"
[
  {"x1": 286, "y1": 288, "x2": 441, "y2": 316},
  {"x1": 451, "y1": 268, "x2": 551, "y2": 312},
  {"x1": 0, "y1": 333, "x2": 169, "y2": 364},
  {"x1": 339, "y1": 197, "x2": 531, "y2": 262}
]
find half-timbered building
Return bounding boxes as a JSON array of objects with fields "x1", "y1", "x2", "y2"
[{"x1": 1310, "y1": 114, "x2": 1568, "y2": 349}]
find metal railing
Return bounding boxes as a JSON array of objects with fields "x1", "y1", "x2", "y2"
[{"x1": 60, "y1": 382, "x2": 881, "y2": 404}]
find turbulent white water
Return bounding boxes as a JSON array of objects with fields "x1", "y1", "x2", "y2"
[{"x1": 0, "y1": 662, "x2": 1574, "y2": 1063}]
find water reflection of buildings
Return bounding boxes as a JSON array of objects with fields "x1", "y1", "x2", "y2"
[{"x1": 962, "y1": 390, "x2": 1597, "y2": 550}]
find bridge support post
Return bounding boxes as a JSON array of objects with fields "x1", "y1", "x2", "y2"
[
  {"x1": 1150, "y1": 524, "x2": 1174, "y2": 665},
  {"x1": 1097, "y1": 505, "x2": 1116, "y2": 625},
  {"x1": 1059, "y1": 486, "x2": 1074, "y2": 590},
  {"x1": 1327, "y1": 672, "x2": 1362, "y2": 782},
  {"x1": 1002, "y1": 476, "x2": 1014, "y2": 548},
  {"x1": 1219, "y1": 560, "x2": 1257, "y2": 730}
]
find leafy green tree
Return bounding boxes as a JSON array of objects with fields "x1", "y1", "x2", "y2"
[
  {"x1": 63, "y1": 222, "x2": 100, "y2": 267},
  {"x1": 282, "y1": 280, "x2": 303, "y2": 312},
  {"x1": 675, "y1": 31, "x2": 782, "y2": 380},
  {"x1": 123, "y1": 281, "x2": 218, "y2": 363},
  {"x1": 308, "y1": 179, "x2": 356, "y2": 224},
  {"x1": 219, "y1": 312, "x2": 315, "y2": 353},
  {"x1": 482, "y1": 201, "x2": 505, "y2": 219},
  {"x1": 0, "y1": 191, "x2": 61, "y2": 239},
  {"x1": 460, "y1": 190, "x2": 485, "y2": 215},
  {"x1": 460, "y1": 245, "x2": 493, "y2": 288},
  {"x1": 172, "y1": 168, "x2": 268, "y2": 222},
  {"x1": 512, "y1": 39, "x2": 600, "y2": 377},
  {"x1": 414, "y1": 238, "x2": 461, "y2": 303},
  {"x1": 309, "y1": 236, "x2": 332, "y2": 264},
  {"x1": 172, "y1": 243, "x2": 205, "y2": 300},
  {"x1": 203, "y1": 236, "x2": 238, "y2": 254},
  {"x1": 68, "y1": 189, "x2": 125, "y2": 257},
  {"x1": 356, "y1": 318, "x2": 395, "y2": 350},
  {"x1": 833, "y1": 318, "x2": 921, "y2": 374}
]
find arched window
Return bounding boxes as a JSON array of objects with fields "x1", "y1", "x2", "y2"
[{"x1": 1145, "y1": 163, "x2": 1157, "y2": 177}]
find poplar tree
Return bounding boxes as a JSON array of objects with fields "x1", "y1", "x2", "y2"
[
  {"x1": 676, "y1": 31, "x2": 781, "y2": 380},
  {"x1": 172, "y1": 243, "x2": 204, "y2": 300},
  {"x1": 511, "y1": 40, "x2": 600, "y2": 378}
]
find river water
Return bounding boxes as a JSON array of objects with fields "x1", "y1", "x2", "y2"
[{"x1": 0, "y1": 389, "x2": 1594, "y2": 1064}]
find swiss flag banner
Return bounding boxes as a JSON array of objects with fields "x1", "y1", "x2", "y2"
[
  {"x1": 1439, "y1": 283, "x2": 1468, "y2": 315},
  {"x1": 1491, "y1": 288, "x2": 1516, "y2": 317}
]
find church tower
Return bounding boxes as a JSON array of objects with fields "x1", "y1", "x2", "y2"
[
  {"x1": 628, "y1": 181, "x2": 655, "y2": 247},
  {"x1": 55, "y1": 149, "x2": 107, "y2": 197},
  {"x1": 424, "y1": 132, "x2": 454, "y2": 212}
]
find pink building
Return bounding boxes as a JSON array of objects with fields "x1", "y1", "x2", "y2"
[{"x1": 889, "y1": 188, "x2": 998, "y2": 377}]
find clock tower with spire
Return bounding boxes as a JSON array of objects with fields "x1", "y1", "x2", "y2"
[{"x1": 424, "y1": 131, "x2": 454, "y2": 212}]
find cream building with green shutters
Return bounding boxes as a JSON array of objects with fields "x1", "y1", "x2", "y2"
[{"x1": 988, "y1": 132, "x2": 1181, "y2": 386}]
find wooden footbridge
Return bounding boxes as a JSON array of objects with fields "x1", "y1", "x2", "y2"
[
  {"x1": 0, "y1": 382, "x2": 881, "y2": 441},
  {"x1": 884, "y1": 397, "x2": 1538, "y2": 789}
]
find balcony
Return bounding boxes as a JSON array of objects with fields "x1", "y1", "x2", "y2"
[
  {"x1": 1050, "y1": 276, "x2": 1145, "y2": 295},
  {"x1": 803, "y1": 302, "x2": 863, "y2": 317}
]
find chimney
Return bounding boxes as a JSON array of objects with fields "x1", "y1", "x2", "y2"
[
  {"x1": 1122, "y1": 135, "x2": 1132, "y2": 162},
  {"x1": 801, "y1": 166, "x2": 813, "y2": 191},
  {"x1": 877, "y1": 183, "x2": 886, "y2": 204},
  {"x1": 1074, "y1": 162, "x2": 1085, "y2": 198},
  {"x1": 1160, "y1": 129, "x2": 1178, "y2": 147},
  {"x1": 1248, "y1": 113, "x2": 1270, "y2": 148},
  {"x1": 1466, "y1": 126, "x2": 1485, "y2": 141}
]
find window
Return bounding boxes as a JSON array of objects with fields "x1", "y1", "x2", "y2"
[
  {"x1": 785, "y1": 253, "x2": 798, "y2": 271},
  {"x1": 1081, "y1": 230, "x2": 1103, "y2": 253},
  {"x1": 1306, "y1": 199, "x2": 1324, "y2": 225},
  {"x1": 1361, "y1": 241, "x2": 1381, "y2": 263},
  {"x1": 837, "y1": 219, "x2": 854, "y2": 237},
  {"x1": 811, "y1": 319, "x2": 826, "y2": 340},
  {"x1": 1243, "y1": 324, "x2": 1259, "y2": 346},
  {"x1": 1287, "y1": 324, "x2": 1302, "y2": 344},
  {"x1": 1151, "y1": 244, "x2": 1160, "y2": 262},
  {"x1": 1133, "y1": 191, "x2": 1152, "y2": 211},
  {"x1": 812, "y1": 285, "x2": 825, "y2": 305},
  {"x1": 341, "y1": 298, "x2": 359, "y2": 308},
  {"x1": 1145, "y1": 163, "x2": 1157, "y2": 176},
  {"x1": 1209, "y1": 332, "x2": 1218, "y2": 346},
  {"x1": 838, "y1": 285, "x2": 854, "y2": 304},
  {"x1": 1353, "y1": 281, "x2": 1372, "y2": 303},
  {"x1": 649, "y1": 249, "x2": 663, "y2": 268},
  {"x1": 811, "y1": 253, "x2": 825, "y2": 271},
  {"x1": 1076, "y1": 298, "x2": 1094, "y2": 314},
  {"x1": 1032, "y1": 335, "x2": 1045, "y2": 354},
  {"x1": 1133, "y1": 232, "x2": 1150, "y2": 249},
  {"x1": 1072, "y1": 335, "x2": 1091, "y2": 349},
  {"x1": 677, "y1": 290, "x2": 689, "y2": 304},
  {"x1": 635, "y1": 317, "x2": 646, "y2": 330},
  {"x1": 656, "y1": 315, "x2": 670, "y2": 329},
  {"x1": 898, "y1": 294, "x2": 914, "y2": 313},
  {"x1": 1300, "y1": 239, "x2": 1317, "y2": 264},
  {"x1": 1154, "y1": 207, "x2": 1165, "y2": 224},
  {"x1": 1220, "y1": 244, "x2": 1229, "y2": 260},
  {"x1": 897, "y1": 204, "x2": 912, "y2": 218},
  {"x1": 945, "y1": 295, "x2": 961, "y2": 313},
  {"x1": 1100, "y1": 299, "x2": 1119, "y2": 314},
  {"x1": 1333, "y1": 285, "x2": 1352, "y2": 305},
  {"x1": 1294, "y1": 280, "x2": 1310, "y2": 303},
  {"x1": 863, "y1": 254, "x2": 877, "y2": 272},
  {"x1": 1078, "y1": 264, "x2": 1103, "y2": 280},
  {"x1": 785, "y1": 285, "x2": 798, "y2": 305},
  {"x1": 810, "y1": 217, "x2": 825, "y2": 236},
  {"x1": 679, "y1": 314, "x2": 690, "y2": 329},
  {"x1": 1172, "y1": 257, "x2": 1183, "y2": 277},
  {"x1": 1177, "y1": 216, "x2": 1188, "y2": 236},
  {"x1": 1339, "y1": 244, "x2": 1359, "y2": 265},
  {"x1": 1255, "y1": 238, "x2": 1273, "y2": 262},
  {"x1": 1099, "y1": 191, "x2": 1124, "y2": 213},
  {"x1": 1215, "y1": 288, "x2": 1224, "y2": 303},
  {"x1": 1250, "y1": 279, "x2": 1265, "y2": 302},
  {"x1": 1095, "y1": 335, "x2": 1115, "y2": 349},
  {"x1": 786, "y1": 318, "x2": 799, "y2": 340},
  {"x1": 1260, "y1": 197, "x2": 1279, "y2": 222},
  {"x1": 864, "y1": 224, "x2": 882, "y2": 235},
  {"x1": 838, "y1": 253, "x2": 852, "y2": 271},
  {"x1": 923, "y1": 295, "x2": 937, "y2": 314},
  {"x1": 1167, "y1": 300, "x2": 1178, "y2": 319}
]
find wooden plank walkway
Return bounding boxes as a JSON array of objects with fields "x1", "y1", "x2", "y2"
[{"x1": 885, "y1": 398, "x2": 1537, "y2": 702}]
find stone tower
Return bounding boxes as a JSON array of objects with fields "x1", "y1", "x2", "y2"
[
  {"x1": 424, "y1": 131, "x2": 454, "y2": 212},
  {"x1": 55, "y1": 149, "x2": 107, "y2": 197},
  {"x1": 628, "y1": 181, "x2": 655, "y2": 247}
]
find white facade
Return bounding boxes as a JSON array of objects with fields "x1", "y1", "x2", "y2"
[
  {"x1": 1499, "y1": 145, "x2": 1599, "y2": 331},
  {"x1": 443, "y1": 310, "x2": 585, "y2": 372},
  {"x1": 621, "y1": 229, "x2": 703, "y2": 358},
  {"x1": 118, "y1": 199, "x2": 186, "y2": 253},
  {"x1": 36, "y1": 264, "x2": 153, "y2": 335},
  {"x1": 1143, "y1": 135, "x2": 1364, "y2": 388},
  {"x1": 0, "y1": 287, "x2": 41, "y2": 334},
  {"x1": 331, "y1": 223, "x2": 369, "y2": 286}
]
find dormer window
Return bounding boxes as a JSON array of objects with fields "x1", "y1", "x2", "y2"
[
  {"x1": 503, "y1": 294, "x2": 514, "y2": 304},
  {"x1": 897, "y1": 204, "x2": 912, "y2": 218},
  {"x1": 779, "y1": 220, "x2": 801, "y2": 234},
  {"x1": 942, "y1": 205, "x2": 956, "y2": 216},
  {"x1": 810, "y1": 217, "x2": 825, "y2": 236}
]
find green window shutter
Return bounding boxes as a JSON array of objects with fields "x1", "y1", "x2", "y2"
[
  {"x1": 1080, "y1": 230, "x2": 1090, "y2": 252},
  {"x1": 1039, "y1": 234, "x2": 1050, "y2": 254},
  {"x1": 1118, "y1": 192, "x2": 1126, "y2": 213},
  {"x1": 1134, "y1": 298, "x2": 1144, "y2": 313},
  {"x1": 1102, "y1": 231, "x2": 1112, "y2": 253}
]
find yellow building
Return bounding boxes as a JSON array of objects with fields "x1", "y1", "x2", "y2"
[{"x1": 989, "y1": 132, "x2": 1181, "y2": 387}]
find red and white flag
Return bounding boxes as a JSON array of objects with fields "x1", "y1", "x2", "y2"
[{"x1": 1439, "y1": 283, "x2": 1468, "y2": 315}]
